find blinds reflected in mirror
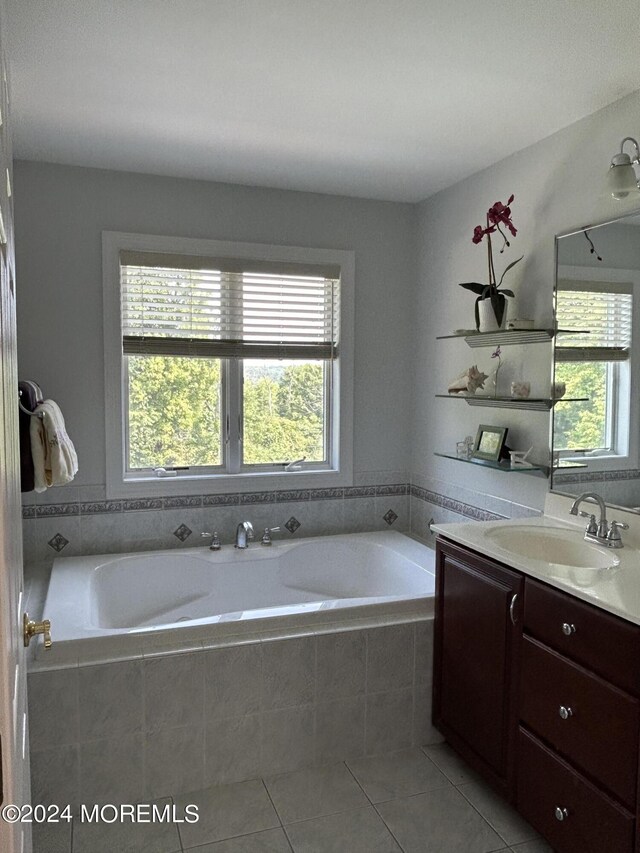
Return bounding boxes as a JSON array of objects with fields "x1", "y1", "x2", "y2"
[{"x1": 556, "y1": 280, "x2": 632, "y2": 362}]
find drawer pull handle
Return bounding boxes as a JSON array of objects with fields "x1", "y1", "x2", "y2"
[
  {"x1": 509, "y1": 594, "x2": 519, "y2": 626},
  {"x1": 559, "y1": 705, "x2": 573, "y2": 720},
  {"x1": 561, "y1": 622, "x2": 576, "y2": 636},
  {"x1": 555, "y1": 806, "x2": 569, "y2": 822}
]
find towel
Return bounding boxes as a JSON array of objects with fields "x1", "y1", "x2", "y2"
[
  {"x1": 30, "y1": 400, "x2": 78, "y2": 492},
  {"x1": 19, "y1": 380, "x2": 43, "y2": 492}
]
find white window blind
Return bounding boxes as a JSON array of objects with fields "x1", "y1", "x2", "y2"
[
  {"x1": 120, "y1": 251, "x2": 340, "y2": 360},
  {"x1": 555, "y1": 281, "x2": 632, "y2": 362}
]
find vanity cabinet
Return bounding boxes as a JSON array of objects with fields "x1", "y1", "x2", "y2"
[
  {"x1": 434, "y1": 537, "x2": 640, "y2": 853},
  {"x1": 433, "y1": 539, "x2": 523, "y2": 799}
]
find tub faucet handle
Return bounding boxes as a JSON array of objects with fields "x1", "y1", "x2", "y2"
[
  {"x1": 201, "y1": 531, "x2": 222, "y2": 551},
  {"x1": 261, "y1": 526, "x2": 281, "y2": 546},
  {"x1": 23, "y1": 612, "x2": 52, "y2": 649}
]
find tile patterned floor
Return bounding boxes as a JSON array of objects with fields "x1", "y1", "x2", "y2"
[{"x1": 33, "y1": 745, "x2": 553, "y2": 853}]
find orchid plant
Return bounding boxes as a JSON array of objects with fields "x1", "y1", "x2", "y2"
[{"x1": 459, "y1": 195, "x2": 523, "y2": 328}]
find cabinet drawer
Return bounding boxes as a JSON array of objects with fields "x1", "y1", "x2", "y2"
[
  {"x1": 520, "y1": 636, "x2": 639, "y2": 808},
  {"x1": 524, "y1": 578, "x2": 640, "y2": 695},
  {"x1": 517, "y1": 728, "x2": 635, "y2": 853}
]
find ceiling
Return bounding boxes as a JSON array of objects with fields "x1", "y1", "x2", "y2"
[{"x1": 6, "y1": 0, "x2": 640, "y2": 202}]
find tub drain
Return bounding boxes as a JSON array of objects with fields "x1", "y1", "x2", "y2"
[{"x1": 176, "y1": 616, "x2": 192, "y2": 622}]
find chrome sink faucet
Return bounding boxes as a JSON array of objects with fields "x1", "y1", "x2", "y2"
[
  {"x1": 569, "y1": 492, "x2": 628, "y2": 548},
  {"x1": 235, "y1": 521, "x2": 254, "y2": 549}
]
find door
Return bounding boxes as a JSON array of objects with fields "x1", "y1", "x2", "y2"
[
  {"x1": 433, "y1": 538, "x2": 523, "y2": 799},
  {"x1": 0, "y1": 4, "x2": 32, "y2": 849}
]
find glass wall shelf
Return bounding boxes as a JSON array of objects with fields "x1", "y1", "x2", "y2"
[
  {"x1": 436, "y1": 329, "x2": 588, "y2": 348},
  {"x1": 434, "y1": 452, "x2": 547, "y2": 476},
  {"x1": 435, "y1": 394, "x2": 589, "y2": 412}
]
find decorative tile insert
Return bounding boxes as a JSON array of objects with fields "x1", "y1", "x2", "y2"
[
  {"x1": 309, "y1": 488, "x2": 345, "y2": 500},
  {"x1": 344, "y1": 486, "x2": 376, "y2": 499},
  {"x1": 36, "y1": 503, "x2": 80, "y2": 517},
  {"x1": 383, "y1": 509, "x2": 398, "y2": 526},
  {"x1": 202, "y1": 493, "x2": 240, "y2": 506},
  {"x1": 276, "y1": 490, "x2": 311, "y2": 503},
  {"x1": 376, "y1": 483, "x2": 409, "y2": 496},
  {"x1": 173, "y1": 524, "x2": 192, "y2": 542},
  {"x1": 163, "y1": 496, "x2": 203, "y2": 508},
  {"x1": 240, "y1": 491, "x2": 276, "y2": 504},
  {"x1": 79, "y1": 501, "x2": 122, "y2": 514},
  {"x1": 285, "y1": 516, "x2": 301, "y2": 534},
  {"x1": 122, "y1": 498, "x2": 163, "y2": 512},
  {"x1": 48, "y1": 533, "x2": 69, "y2": 552}
]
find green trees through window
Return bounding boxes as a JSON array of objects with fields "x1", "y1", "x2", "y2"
[
  {"x1": 243, "y1": 361, "x2": 325, "y2": 464},
  {"x1": 127, "y1": 356, "x2": 325, "y2": 470},
  {"x1": 553, "y1": 362, "x2": 608, "y2": 452},
  {"x1": 128, "y1": 356, "x2": 222, "y2": 469}
]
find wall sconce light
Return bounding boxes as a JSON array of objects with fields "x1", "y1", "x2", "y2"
[{"x1": 607, "y1": 137, "x2": 640, "y2": 200}]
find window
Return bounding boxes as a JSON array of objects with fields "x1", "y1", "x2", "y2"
[
  {"x1": 554, "y1": 280, "x2": 632, "y2": 460},
  {"x1": 103, "y1": 234, "x2": 354, "y2": 496}
]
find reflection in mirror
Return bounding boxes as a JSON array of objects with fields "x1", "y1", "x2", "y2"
[{"x1": 552, "y1": 211, "x2": 640, "y2": 511}]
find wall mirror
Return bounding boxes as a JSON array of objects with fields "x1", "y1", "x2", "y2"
[{"x1": 551, "y1": 209, "x2": 640, "y2": 511}]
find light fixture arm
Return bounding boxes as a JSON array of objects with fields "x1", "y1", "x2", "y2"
[{"x1": 608, "y1": 135, "x2": 640, "y2": 199}]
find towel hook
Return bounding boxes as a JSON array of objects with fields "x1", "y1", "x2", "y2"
[{"x1": 18, "y1": 389, "x2": 44, "y2": 419}]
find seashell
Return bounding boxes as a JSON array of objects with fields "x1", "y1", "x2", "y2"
[{"x1": 448, "y1": 365, "x2": 488, "y2": 394}]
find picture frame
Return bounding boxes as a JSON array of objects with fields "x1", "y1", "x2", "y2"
[{"x1": 472, "y1": 424, "x2": 508, "y2": 462}]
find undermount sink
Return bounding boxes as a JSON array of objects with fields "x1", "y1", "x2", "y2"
[{"x1": 485, "y1": 525, "x2": 620, "y2": 570}]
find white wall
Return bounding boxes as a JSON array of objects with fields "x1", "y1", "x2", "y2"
[
  {"x1": 412, "y1": 89, "x2": 640, "y2": 517},
  {"x1": 13, "y1": 87, "x2": 640, "y2": 526},
  {"x1": 14, "y1": 162, "x2": 417, "y2": 490}
]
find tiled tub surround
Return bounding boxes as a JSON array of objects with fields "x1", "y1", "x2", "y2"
[
  {"x1": 22, "y1": 475, "x2": 543, "y2": 624},
  {"x1": 22, "y1": 481, "x2": 411, "y2": 623},
  {"x1": 28, "y1": 618, "x2": 440, "y2": 810},
  {"x1": 22, "y1": 482, "x2": 405, "y2": 570},
  {"x1": 409, "y1": 474, "x2": 542, "y2": 544}
]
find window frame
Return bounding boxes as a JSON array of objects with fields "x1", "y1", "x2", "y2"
[
  {"x1": 103, "y1": 232, "x2": 355, "y2": 498},
  {"x1": 554, "y1": 264, "x2": 640, "y2": 472}
]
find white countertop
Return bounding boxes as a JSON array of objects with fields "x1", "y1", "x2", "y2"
[{"x1": 432, "y1": 501, "x2": 640, "y2": 627}]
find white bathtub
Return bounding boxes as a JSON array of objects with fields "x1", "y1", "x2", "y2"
[{"x1": 35, "y1": 531, "x2": 435, "y2": 668}]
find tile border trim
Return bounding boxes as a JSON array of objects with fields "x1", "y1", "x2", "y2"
[
  {"x1": 23, "y1": 483, "x2": 410, "y2": 519},
  {"x1": 410, "y1": 484, "x2": 505, "y2": 522},
  {"x1": 554, "y1": 467, "x2": 640, "y2": 485},
  {"x1": 21, "y1": 481, "x2": 518, "y2": 522}
]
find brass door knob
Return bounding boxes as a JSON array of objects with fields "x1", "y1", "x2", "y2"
[{"x1": 23, "y1": 613, "x2": 52, "y2": 649}]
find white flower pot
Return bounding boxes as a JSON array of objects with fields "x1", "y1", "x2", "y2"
[{"x1": 477, "y1": 297, "x2": 508, "y2": 332}]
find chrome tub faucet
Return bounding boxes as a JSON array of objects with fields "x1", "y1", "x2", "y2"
[{"x1": 235, "y1": 521, "x2": 254, "y2": 549}]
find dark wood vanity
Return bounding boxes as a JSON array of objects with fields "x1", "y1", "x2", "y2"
[{"x1": 434, "y1": 537, "x2": 640, "y2": 853}]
